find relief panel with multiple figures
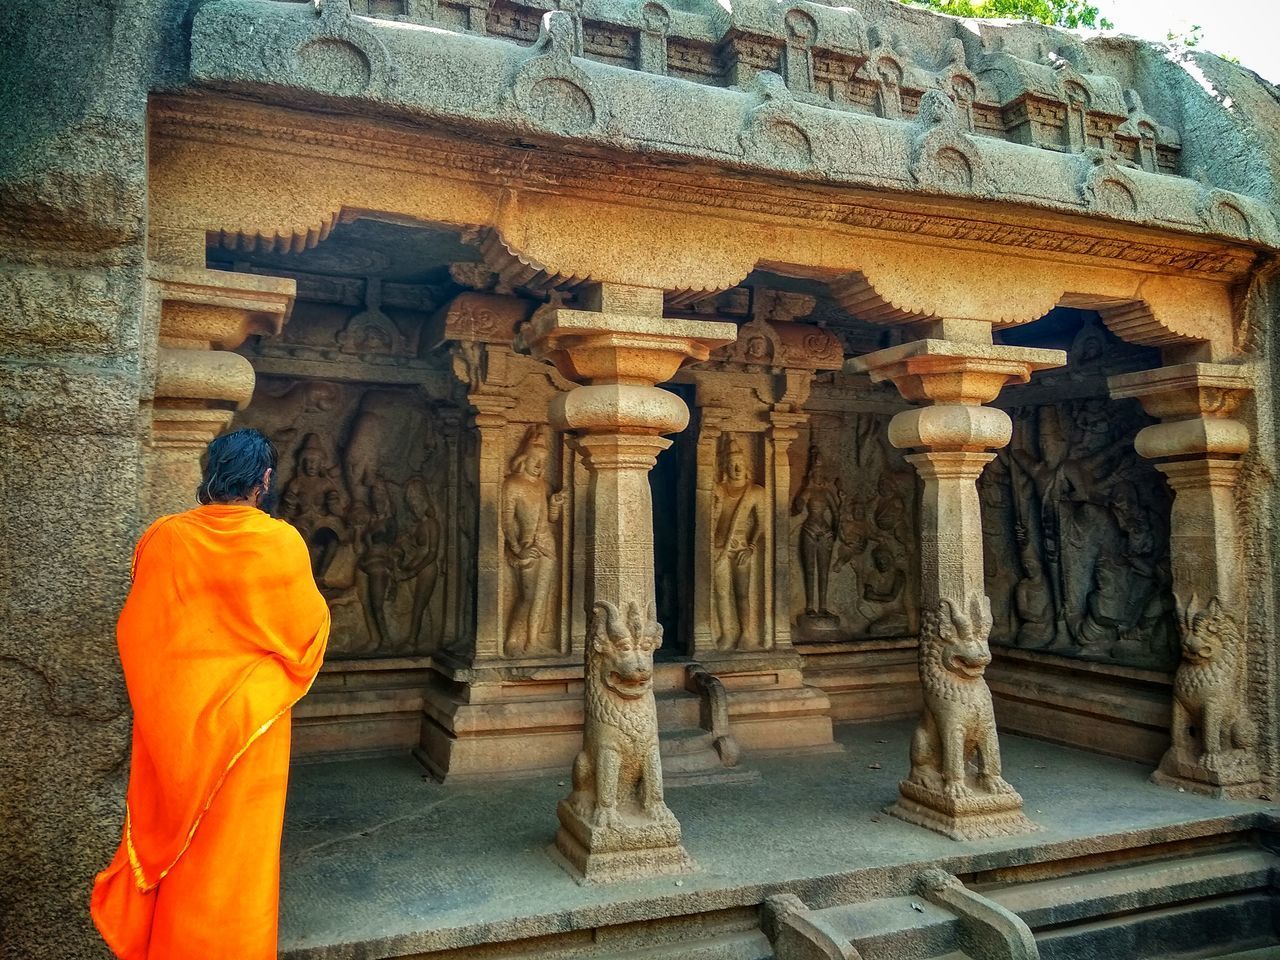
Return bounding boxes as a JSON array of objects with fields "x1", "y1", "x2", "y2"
[
  {"x1": 791, "y1": 408, "x2": 920, "y2": 643},
  {"x1": 981, "y1": 319, "x2": 1177, "y2": 671},
  {"x1": 236, "y1": 377, "x2": 461, "y2": 658}
]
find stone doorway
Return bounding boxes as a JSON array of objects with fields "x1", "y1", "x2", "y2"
[{"x1": 652, "y1": 382, "x2": 696, "y2": 661}]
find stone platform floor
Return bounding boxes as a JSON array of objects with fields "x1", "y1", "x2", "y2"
[{"x1": 279, "y1": 719, "x2": 1275, "y2": 959}]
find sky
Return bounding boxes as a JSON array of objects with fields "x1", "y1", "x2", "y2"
[{"x1": 1093, "y1": 0, "x2": 1279, "y2": 83}]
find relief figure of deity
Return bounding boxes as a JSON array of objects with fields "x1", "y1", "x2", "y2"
[
  {"x1": 398, "y1": 474, "x2": 442, "y2": 650},
  {"x1": 351, "y1": 475, "x2": 398, "y2": 651},
  {"x1": 1012, "y1": 524, "x2": 1054, "y2": 648},
  {"x1": 791, "y1": 446, "x2": 840, "y2": 626},
  {"x1": 859, "y1": 544, "x2": 908, "y2": 635},
  {"x1": 281, "y1": 433, "x2": 350, "y2": 581},
  {"x1": 503, "y1": 426, "x2": 566, "y2": 656},
  {"x1": 712, "y1": 438, "x2": 768, "y2": 649}
]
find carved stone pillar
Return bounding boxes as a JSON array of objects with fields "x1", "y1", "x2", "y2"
[
  {"x1": 1110, "y1": 362, "x2": 1261, "y2": 798},
  {"x1": 418, "y1": 292, "x2": 600, "y2": 781},
  {"x1": 145, "y1": 264, "x2": 294, "y2": 520},
  {"x1": 529, "y1": 283, "x2": 734, "y2": 883},
  {"x1": 852, "y1": 333, "x2": 1063, "y2": 840},
  {"x1": 681, "y1": 311, "x2": 841, "y2": 756}
]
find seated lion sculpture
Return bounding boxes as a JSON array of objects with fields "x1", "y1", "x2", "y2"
[
  {"x1": 566, "y1": 598, "x2": 675, "y2": 832},
  {"x1": 908, "y1": 593, "x2": 1018, "y2": 800},
  {"x1": 1159, "y1": 595, "x2": 1256, "y2": 780}
]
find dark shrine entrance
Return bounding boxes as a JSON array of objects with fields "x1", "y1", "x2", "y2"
[{"x1": 652, "y1": 382, "x2": 696, "y2": 660}]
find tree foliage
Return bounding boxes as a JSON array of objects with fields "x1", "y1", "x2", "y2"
[{"x1": 904, "y1": 0, "x2": 1114, "y2": 30}]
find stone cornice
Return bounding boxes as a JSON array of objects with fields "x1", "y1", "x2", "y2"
[
  {"x1": 185, "y1": 1, "x2": 1278, "y2": 260},
  {"x1": 150, "y1": 95, "x2": 1262, "y2": 283}
]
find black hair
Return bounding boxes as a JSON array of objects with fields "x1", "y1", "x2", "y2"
[{"x1": 197, "y1": 428, "x2": 278, "y2": 506}]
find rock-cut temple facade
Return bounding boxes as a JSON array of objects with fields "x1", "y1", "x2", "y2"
[{"x1": 4, "y1": 0, "x2": 1280, "y2": 957}]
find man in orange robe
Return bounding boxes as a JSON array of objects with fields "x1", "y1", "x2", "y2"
[{"x1": 92, "y1": 428, "x2": 330, "y2": 959}]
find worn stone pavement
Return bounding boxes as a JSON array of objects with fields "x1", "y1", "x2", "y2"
[{"x1": 279, "y1": 719, "x2": 1274, "y2": 958}]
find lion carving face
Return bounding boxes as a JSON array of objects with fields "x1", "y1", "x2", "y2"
[
  {"x1": 1177, "y1": 595, "x2": 1233, "y2": 664},
  {"x1": 589, "y1": 600, "x2": 663, "y2": 700},
  {"x1": 933, "y1": 595, "x2": 994, "y2": 681}
]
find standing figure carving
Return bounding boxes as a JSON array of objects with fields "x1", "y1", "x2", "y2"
[
  {"x1": 792, "y1": 446, "x2": 840, "y2": 629},
  {"x1": 503, "y1": 426, "x2": 565, "y2": 656},
  {"x1": 712, "y1": 437, "x2": 768, "y2": 649},
  {"x1": 1153, "y1": 596, "x2": 1258, "y2": 794},
  {"x1": 352, "y1": 475, "x2": 398, "y2": 651},
  {"x1": 399, "y1": 474, "x2": 442, "y2": 650},
  {"x1": 281, "y1": 433, "x2": 350, "y2": 580}
]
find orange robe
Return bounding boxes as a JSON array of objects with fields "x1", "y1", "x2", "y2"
[{"x1": 92, "y1": 504, "x2": 330, "y2": 959}]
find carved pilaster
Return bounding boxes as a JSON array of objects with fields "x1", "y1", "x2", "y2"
[
  {"x1": 852, "y1": 332, "x2": 1063, "y2": 840},
  {"x1": 529, "y1": 282, "x2": 734, "y2": 883},
  {"x1": 144, "y1": 263, "x2": 294, "y2": 521},
  {"x1": 1110, "y1": 362, "x2": 1260, "y2": 798}
]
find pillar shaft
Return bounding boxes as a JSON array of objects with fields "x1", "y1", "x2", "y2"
[
  {"x1": 1110, "y1": 362, "x2": 1260, "y2": 797},
  {"x1": 852, "y1": 333, "x2": 1063, "y2": 840},
  {"x1": 530, "y1": 286, "x2": 735, "y2": 882},
  {"x1": 907, "y1": 451, "x2": 995, "y2": 607}
]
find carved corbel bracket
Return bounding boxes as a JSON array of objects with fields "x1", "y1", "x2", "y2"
[
  {"x1": 150, "y1": 263, "x2": 295, "y2": 351},
  {"x1": 427, "y1": 292, "x2": 534, "y2": 350},
  {"x1": 850, "y1": 339, "x2": 1065, "y2": 408},
  {"x1": 1109, "y1": 362, "x2": 1253, "y2": 460}
]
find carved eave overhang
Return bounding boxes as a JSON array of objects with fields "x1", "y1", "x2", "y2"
[{"x1": 187, "y1": 2, "x2": 1280, "y2": 256}]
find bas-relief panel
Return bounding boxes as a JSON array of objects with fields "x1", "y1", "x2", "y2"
[
  {"x1": 982, "y1": 320, "x2": 1177, "y2": 671},
  {"x1": 711, "y1": 432, "x2": 769, "y2": 651},
  {"x1": 237, "y1": 377, "x2": 460, "y2": 658},
  {"x1": 500, "y1": 423, "x2": 572, "y2": 658},
  {"x1": 791, "y1": 410, "x2": 920, "y2": 643},
  {"x1": 231, "y1": 289, "x2": 471, "y2": 660}
]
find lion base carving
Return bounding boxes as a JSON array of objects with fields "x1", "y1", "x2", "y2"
[
  {"x1": 552, "y1": 800, "x2": 693, "y2": 884},
  {"x1": 888, "y1": 780, "x2": 1036, "y2": 841},
  {"x1": 1150, "y1": 755, "x2": 1261, "y2": 800},
  {"x1": 551, "y1": 599, "x2": 694, "y2": 884},
  {"x1": 1150, "y1": 596, "x2": 1261, "y2": 801},
  {"x1": 887, "y1": 594, "x2": 1037, "y2": 841}
]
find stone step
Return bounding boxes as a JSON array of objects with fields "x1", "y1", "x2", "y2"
[
  {"x1": 599, "y1": 930, "x2": 773, "y2": 960},
  {"x1": 981, "y1": 846, "x2": 1278, "y2": 929},
  {"x1": 655, "y1": 688, "x2": 702, "y2": 728},
  {"x1": 1033, "y1": 893, "x2": 1277, "y2": 960},
  {"x1": 978, "y1": 844, "x2": 1280, "y2": 960},
  {"x1": 810, "y1": 895, "x2": 964, "y2": 960}
]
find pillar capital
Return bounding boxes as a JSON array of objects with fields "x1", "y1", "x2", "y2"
[
  {"x1": 1109, "y1": 362, "x2": 1252, "y2": 422},
  {"x1": 849, "y1": 339, "x2": 1065, "y2": 406},
  {"x1": 151, "y1": 262, "x2": 294, "y2": 350},
  {"x1": 143, "y1": 262, "x2": 296, "y2": 521},
  {"x1": 529, "y1": 303, "x2": 735, "y2": 388},
  {"x1": 1110, "y1": 362, "x2": 1252, "y2": 461}
]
